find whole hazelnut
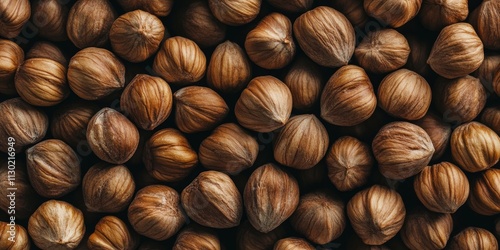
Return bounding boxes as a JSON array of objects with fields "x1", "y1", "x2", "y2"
[
  {"x1": 481, "y1": 106, "x2": 500, "y2": 135},
  {"x1": 447, "y1": 227, "x2": 498, "y2": 250},
  {"x1": 208, "y1": 0, "x2": 262, "y2": 26},
  {"x1": 0, "y1": 222, "x2": 30, "y2": 249},
  {"x1": 182, "y1": 171, "x2": 243, "y2": 228},
  {"x1": 51, "y1": 101, "x2": 99, "y2": 148},
  {"x1": 199, "y1": 123, "x2": 259, "y2": 175},
  {"x1": 468, "y1": 168, "x2": 500, "y2": 215},
  {"x1": 207, "y1": 40, "x2": 251, "y2": 93},
  {"x1": 174, "y1": 86, "x2": 229, "y2": 133},
  {"x1": 413, "y1": 112, "x2": 452, "y2": 160},
  {"x1": 31, "y1": 0, "x2": 69, "y2": 41},
  {"x1": 68, "y1": 47, "x2": 126, "y2": 100},
  {"x1": 173, "y1": 225, "x2": 221, "y2": 250},
  {"x1": 0, "y1": 39, "x2": 24, "y2": 95},
  {"x1": 268, "y1": 0, "x2": 313, "y2": 13},
  {"x1": 117, "y1": 0, "x2": 174, "y2": 17},
  {"x1": 405, "y1": 33, "x2": 433, "y2": 77},
  {"x1": 237, "y1": 221, "x2": 287, "y2": 250},
  {"x1": 418, "y1": 0, "x2": 468, "y2": 31},
  {"x1": 474, "y1": 53, "x2": 500, "y2": 93},
  {"x1": 235, "y1": 76, "x2": 292, "y2": 133},
  {"x1": 469, "y1": 0, "x2": 500, "y2": 50},
  {"x1": 294, "y1": 6, "x2": 355, "y2": 67},
  {"x1": 330, "y1": 0, "x2": 369, "y2": 27},
  {"x1": 0, "y1": 0, "x2": 30, "y2": 38},
  {"x1": 153, "y1": 36, "x2": 206, "y2": 85},
  {"x1": 347, "y1": 185, "x2": 406, "y2": 245},
  {"x1": 244, "y1": 163, "x2": 299, "y2": 233},
  {"x1": 451, "y1": 122, "x2": 500, "y2": 172},
  {"x1": 88, "y1": 216, "x2": 138, "y2": 250},
  {"x1": 143, "y1": 128, "x2": 198, "y2": 182},
  {"x1": 427, "y1": 23, "x2": 484, "y2": 79},
  {"x1": 320, "y1": 65, "x2": 377, "y2": 126},
  {"x1": 28, "y1": 200, "x2": 85, "y2": 249},
  {"x1": 66, "y1": 0, "x2": 117, "y2": 48},
  {"x1": 326, "y1": 136, "x2": 373, "y2": 192},
  {"x1": 128, "y1": 185, "x2": 186, "y2": 241},
  {"x1": 284, "y1": 56, "x2": 323, "y2": 110},
  {"x1": 273, "y1": 114, "x2": 329, "y2": 170},
  {"x1": 291, "y1": 191, "x2": 346, "y2": 244},
  {"x1": 120, "y1": 74, "x2": 173, "y2": 130},
  {"x1": 87, "y1": 108, "x2": 140, "y2": 164},
  {"x1": 245, "y1": 12, "x2": 295, "y2": 69},
  {"x1": 400, "y1": 209, "x2": 453, "y2": 250},
  {"x1": 364, "y1": 0, "x2": 422, "y2": 28},
  {"x1": 378, "y1": 69, "x2": 431, "y2": 120},
  {"x1": 274, "y1": 237, "x2": 315, "y2": 250},
  {"x1": 26, "y1": 41, "x2": 67, "y2": 66}
]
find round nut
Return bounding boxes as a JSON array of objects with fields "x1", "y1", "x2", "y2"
[
  {"x1": 468, "y1": 168, "x2": 500, "y2": 215},
  {"x1": 274, "y1": 237, "x2": 315, "y2": 250},
  {"x1": 26, "y1": 41, "x2": 67, "y2": 66},
  {"x1": 400, "y1": 209, "x2": 453, "y2": 250},
  {"x1": 173, "y1": 225, "x2": 221, "y2": 250},
  {"x1": 413, "y1": 112, "x2": 452, "y2": 160},
  {"x1": 31, "y1": 0, "x2": 69, "y2": 41},
  {"x1": 0, "y1": 39, "x2": 24, "y2": 95},
  {"x1": 469, "y1": 0, "x2": 500, "y2": 50},
  {"x1": 284, "y1": 56, "x2": 323, "y2": 110},
  {"x1": 364, "y1": 0, "x2": 422, "y2": 28},
  {"x1": 88, "y1": 216, "x2": 138, "y2": 250},
  {"x1": 0, "y1": 0, "x2": 31, "y2": 38},
  {"x1": 418, "y1": 0, "x2": 468, "y2": 31},
  {"x1": 447, "y1": 227, "x2": 498, "y2": 250},
  {"x1": 116, "y1": 0, "x2": 174, "y2": 17},
  {"x1": 208, "y1": 0, "x2": 262, "y2": 26},
  {"x1": 51, "y1": 101, "x2": 99, "y2": 148}
]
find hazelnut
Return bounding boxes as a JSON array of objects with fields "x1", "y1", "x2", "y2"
[
  {"x1": 378, "y1": 69, "x2": 431, "y2": 120},
  {"x1": 364, "y1": 0, "x2": 422, "y2": 28},
  {"x1": 268, "y1": 0, "x2": 313, "y2": 13},
  {"x1": 447, "y1": 227, "x2": 498, "y2": 250},
  {"x1": 326, "y1": 136, "x2": 373, "y2": 192},
  {"x1": 117, "y1": 0, "x2": 174, "y2": 17},
  {"x1": 110, "y1": 10, "x2": 165, "y2": 63},
  {"x1": 274, "y1": 237, "x2": 315, "y2": 250},
  {"x1": 128, "y1": 185, "x2": 186, "y2": 241},
  {"x1": 68, "y1": 47, "x2": 126, "y2": 100},
  {"x1": 0, "y1": 0, "x2": 30, "y2": 38},
  {"x1": 294, "y1": 6, "x2": 355, "y2": 67},
  {"x1": 284, "y1": 56, "x2": 323, "y2": 110},
  {"x1": 273, "y1": 114, "x2": 329, "y2": 170},
  {"x1": 400, "y1": 209, "x2": 453, "y2": 250},
  {"x1": 235, "y1": 76, "x2": 292, "y2": 133},
  {"x1": 153, "y1": 36, "x2": 206, "y2": 85},
  {"x1": 427, "y1": 23, "x2": 484, "y2": 79},
  {"x1": 355, "y1": 29, "x2": 410, "y2": 74},
  {"x1": 31, "y1": 0, "x2": 69, "y2": 41},
  {"x1": 468, "y1": 168, "x2": 500, "y2": 215},
  {"x1": 28, "y1": 200, "x2": 85, "y2": 249},
  {"x1": 474, "y1": 53, "x2": 500, "y2": 93},
  {"x1": 51, "y1": 101, "x2": 99, "y2": 148},
  {"x1": 174, "y1": 86, "x2": 229, "y2": 133},
  {"x1": 66, "y1": 0, "x2": 117, "y2": 48},
  {"x1": 481, "y1": 106, "x2": 500, "y2": 135},
  {"x1": 469, "y1": 0, "x2": 500, "y2": 50},
  {"x1": 320, "y1": 65, "x2": 377, "y2": 126},
  {"x1": 450, "y1": 122, "x2": 500, "y2": 172},
  {"x1": 208, "y1": 0, "x2": 261, "y2": 26},
  {"x1": 330, "y1": 0, "x2": 369, "y2": 27},
  {"x1": 494, "y1": 68, "x2": 500, "y2": 96},
  {"x1": 87, "y1": 108, "x2": 140, "y2": 164},
  {"x1": 207, "y1": 40, "x2": 251, "y2": 93},
  {"x1": 199, "y1": 123, "x2": 259, "y2": 175},
  {"x1": 347, "y1": 185, "x2": 406, "y2": 245},
  {"x1": 291, "y1": 191, "x2": 346, "y2": 244},
  {"x1": 120, "y1": 74, "x2": 173, "y2": 130},
  {"x1": 26, "y1": 41, "x2": 67, "y2": 66},
  {"x1": 245, "y1": 12, "x2": 295, "y2": 69},
  {"x1": 88, "y1": 216, "x2": 138, "y2": 250},
  {"x1": 244, "y1": 163, "x2": 299, "y2": 233},
  {"x1": 0, "y1": 222, "x2": 30, "y2": 249},
  {"x1": 413, "y1": 112, "x2": 452, "y2": 160},
  {"x1": 0, "y1": 39, "x2": 24, "y2": 95},
  {"x1": 173, "y1": 225, "x2": 221, "y2": 250},
  {"x1": 418, "y1": 0, "x2": 468, "y2": 31},
  {"x1": 181, "y1": 171, "x2": 243, "y2": 228},
  {"x1": 237, "y1": 221, "x2": 287, "y2": 250},
  {"x1": 405, "y1": 33, "x2": 433, "y2": 77},
  {"x1": 143, "y1": 128, "x2": 198, "y2": 182}
]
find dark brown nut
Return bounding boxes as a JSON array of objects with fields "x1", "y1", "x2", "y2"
[
  {"x1": 28, "y1": 200, "x2": 85, "y2": 249},
  {"x1": 427, "y1": 23, "x2": 484, "y2": 79},
  {"x1": 68, "y1": 47, "x2": 125, "y2": 100},
  {"x1": 153, "y1": 36, "x2": 206, "y2": 85},
  {"x1": 284, "y1": 56, "x2": 323, "y2": 110},
  {"x1": 235, "y1": 76, "x2": 292, "y2": 133},
  {"x1": 117, "y1": 0, "x2": 174, "y2": 17},
  {"x1": 0, "y1": 39, "x2": 24, "y2": 95},
  {"x1": 143, "y1": 128, "x2": 198, "y2": 182},
  {"x1": 0, "y1": 222, "x2": 30, "y2": 249},
  {"x1": 405, "y1": 33, "x2": 433, "y2": 77},
  {"x1": 207, "y1": 40, "x2": 251, "y2": 93},
  {"x1": 244, "y1": 164, "x2": 299, "y2": 233},
  {"x1": 274, "y1": 237, "x2": 315, "y2": 250},
  {"x1": 364, "y1": 0, "x2": 422, "y2": 28},
  {"x1": 474, "y1": 53, "x2": 500, "y2": 93},
  {"x1": 87, "y1": 108, "x2": 140, "y2": 164},
  {"x1": 173, "y1": 225, "x2": 221, "y2": 250},
  {"x1": 469, "y1": 0, "x2": 500, "y2": 50},
  {"x1": 120, "y1": 74, "x2": 172, "y2": 130},
  {"x1": 329, "y1": 0, "x2": 368, "y2": 27},
  {"x1": 267, "y1": 0, "x2": 313, "y2": 12},
  {"x1": 174, "y1": 86, "x2": 229, "y2": 133},
  {"x1": 291, "y1": 191, "x2": 346, "y2": 244},
  {"x1": 451, "y1": 122, "x2": 500, "y2": 172},
  {"x1": 401, "y1": 209, "x2": 453, "y2": 250},
  {"x1": 199, "y1": 123, "x2": 259, "y2": 175},
  {"x1": 274, "y1": 114, "x2": 329, "y2": 170},
  {"x1": 418, "y1": 0, "x2": 468, "y2": 31},
  {"x1": 51, "y1": 101, "x2": 99, "y2": 148},
  {"x1": 447, "y1": 227, "x2": 498, "y2": 250},
  {"x1": 128, "y1": 185, "x2": 186, "y2": 241},
  {"x1": 378, "y1": 69, "x2": 431, "y2": 120},
  {"x1": 481, "y1": 106, "x2": 500, "y2": 135},
  {"x1": 245, "y1": 12, "x2": 295, "y2": 69},
  {"x1": 413, "y1": 112, "x2": 452, "y2": 160},
  {"x1": 326, "y1": 136, "x2": 373, "y2": 191},
  {"x1": 66, "y1": 0, "x2": 117, "y2": 48},
  {"x1": 468, "y1": 168, "x2": 500, "y2": 215},
  {"x1": 320, "y1": 65, "x2": 377, "y2": 126},
  {"x1": 26, "y1": 41, "x2": 67, "y2": 66},
  {"x1": 0, "y1": 0, "x2": 30, "y2": 38},
  {"x1": 88, "y1": 216, "x2": 138, "y2": 250},
  {"x1": 208, "y1": 0, "x2": 262, "y2": 26},
  {"x1": 237, "y1": 221, "x2": 287, "y2": 250},
  {"x1": 347, "y1": 185, "x2": 406, "y2": 245},
  {"x1": 294, "y1": 6, "x2": 355, "y2": 67},
  {"x1": 494, "y1": 68, "x2": 500, "y2": 96},
  {"x1": 31, "y1": 0, "x2": 69, "y2": 41}
]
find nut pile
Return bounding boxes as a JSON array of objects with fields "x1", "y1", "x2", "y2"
[{"x1": 0, "y1": 0, "x2": 499, "y2": 249}]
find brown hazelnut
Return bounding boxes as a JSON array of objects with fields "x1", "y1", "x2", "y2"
[
  {"x1": 291, "y1": 191, "x2": 346, "y2": 244},
  {"x1": 26, "y1": 41, "x2": 67, "y2": 66},
  {"x1": 87, "y1": 108, "x2": 140, "y2": 164},
  {"x1": 235, "y1": 76, "x2": 292, "y2": 132},
  {"x1": 173, "y1": 225, "x2": 221, "y2": 250},
  {"x1": 364, "y1": 0, "x2": 422, "y2": 28},
  {"x1": 208, "y1": 0, "x2": 261, "y2": 26},
  {"x1": 0, "y1": 39, "x2": 24, "y2": 95},
  {"x1": 329, "y1": 0, "x2": 368, "y2": 27},
  {"x1": 121, "y1": 74, "x2": 172, "y2": 130},
  {"x1": 88, "y1": 216, "x2": 138, "y2": 250},
  {"x1": 326, "y1": 136, "x2": 373, "y2": 192},
  {"x1": 51, "y1": 101, "x2": 99, "y2": 148},
  {"x1": 284, "y1": 56, "x2": 323, "y2": 110},
  {"x1": 405, "y1": 33, "x2": 433, "y2": 77},
  {"x1": 481, "y1": 106, "x2": 500, "y2": 135},
  {"x1": 447, "y1": 227, "x2": 498, "y2": 250},
  {"x1": 274, "y1": 237, "x2": 315, "y2": 250},
  {"x1": 494, "y1": 68, "x2": 500, "y2": 96},
  {"x1": 117, "y1": 0, "x2": 174, "y2": 17},
  {"x1": 153, "y1": 36, "x2": 206, "y2": 85},
  {"x1": 320, "y1": 65, "x2": 377, "y2": 126},
  {"x1": 294, "y1": 6, "x2": 355, "y2": 67},
  {"x1": 207, "y1": 40, "x2": 251, "y2": 93},
  {"x1": 400, "y1": 209, "x2": 453, "y2": 250},
  {"x1": 128, "y1": 185, "x2": 186, "y2": 241},
  {"x1": 199, "y1": 123, "x2": 259, "y2": 175},
  {"x1": 418, "y1": 0, "x2": 468, "y2": 31},
  {"x1": 68, "y1": 47, "x2": 126, "y2": 100},
  {"x1": 0, "y1": 0, "x2": 30, "y2": 38},
  {"x1": 468, "y1": 168, "x2": 500, "y2": 215},
  {"x1": 474, "y1": 53, "x2": 500, "y2": 93},
  {"x1": 451, "y1": 122, "x2": 500, "y2": 172},
  {"x1": 244, "y1": 163, "x2": 299, "y2": 233},
  {"x1": 28, "y1": 200, "x2": 85, "y2": 249},
  {"x1": 245, "y1": 12, "x2": 295, "y2": 69},
  {"x1": 143, "y1": 128, "x2": 198, "y2": 182},
  {"x1": 347, "y1": 185, "x2": 406, "y2": 245},
  {"x1": 273, "y1": 114, "x2": 329, "y2": 170},
  {"x1": 237, "y1": 221, "x2": 287, "y2": 250},
  {"x1": 427, "y1": 23, "x2": 484, "y2": 79},
  {"x1": 31, "y1": 0, "x2": 69, "y2": 41},
  {"x1": 413, "y1": 112, "x2": 452, "y2": 160},
  {"x1": 0, "y1": 222, "x2": 30, "y2": 249},
  {"x1": 66, "y1": 0, "x2": 117, "y2": 48},
  {"x1": 469, "y1": 0, "x2": 500, "y2": 50}
]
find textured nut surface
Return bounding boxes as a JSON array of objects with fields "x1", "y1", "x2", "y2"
[
  {"x1": 284, "y1": 56, "x2": 323, "y2": 110},
  {"x1": 273, "y1": 237, "x2": 315, "y2": 250},
  {"x1": 26, "y1": 41, "x2": 67, "y2": 66},
  {"x1": 481, "y1": 106, "x2": 500, "y2": 135},
  {"x1": 364, "y1": 0, "x2": 422, "y2": 28},
  {"x1": 173, "y1": 226, "x2": 221, "y2": 250},
  {"x1": 468, "y1": 168, "x2": 500, "y2": 215},
  {"x1": 0, "y1": 39, "x2": 24, "y2": 95},
  {"x1": 116, "y1": 0, "x2": 174, "y2": 16},
  {"x1": 31, "y1": 0, "x2": 69, "y2": 41},
  {"x1": 447, "y1": 227, "x2": 498, "y2": 250},
  {"x1": 0, "y1": 222, "x2": 30, "y2": 250},
  {"x1": 418, "y1": 0, "x2": 468, "y2": 31},
  {"x1": 208, "y1": 0, "x2": 261, "y2": 26},
  {"x1": 400, "y1": 209, "x2": 453, "y2": 250},
  {"x1": 87, "y1": 216, "x2": 138, "y2": 250},
  {"x1": 0, "y1": 0, "x2": 30, "y2": 38},
  {"x1": 469, "y1": 0, "x2": 500, "y2": 50},
  {"x1": 267, "y1": 0, "x2": 313, "y2": 12},
  {"x1": 413, "y1": 112, "x2": 452, "y2": 160},
  {"x1": 51, "y1": 101, "x2": 98, "y2": 148}
]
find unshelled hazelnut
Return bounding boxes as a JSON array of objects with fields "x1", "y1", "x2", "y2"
[
  {"x1": 474, "y1": 53, "x2": 500, "y2": 93},
  {"x1": 447, "y1": 227, "x2": 498, "y2": 250},
  {"x1": 481, "y1": 106, "x2": 500, "y2": 135},
  {"x1": 51, "y1": 101, "x2": 99, "y2": 148},
  {"x1": 284, "y1": 56, "x2": 323, "y2": 110},
  {"x1": 469, "y1": 0, "x2": 500, "y2": 50},
  {"x1": 31, "y1": 0, "x2": 69, "y2": 41},
  {"x1": 274, "y1": 237, "x2": 315, "y2": 250},
  {"x1": 0, "y1": 222, "x2": 30, "y2": 249},
  {"x1": 405, "y1": 33, "x2": 433, "y2": 77},
  {"x1": 468, "y1": 168, "x2": 500, "y2": 215},
  {"x1": 208, "y1": 0, "x2": 262, "y2": 26},
  {"x1": 0, "y1": 39, "x2": 24, "y2": 95},
  {"x1": 330, "y1": 0, "x2": 368, "y2": 27},
  {"x1": 364, "y1": 0, "x2": 422, "y2": 28},
  {"x1": 237, "y1": 221, "x2": 287, "y2": 250},
  {"x1": 173, "y1": 225, "x2": 221, "y2": 250},
  {"x1": 413, "y1": 112, "x2": 452, "y2": 160},
  {"x1": 88, "y1": 216, "x2": 138, "y2": 250},
  {"x1": 0, "y1": 0, "x2": 30, "y2": 38},
  {"x1": 26, "y1": 41, "x2": 67, "y2": 66},
  {"x1": 400, "y1": 209, "x2": 453, "y2": 250},
  {"x1": 117, "y1": 0, "x2": 174, "y2": 17},
  {"x1": 494, "y1": 68, "x2": 500, "y2": 96},
  {"x1": 268, "y1": 0, "x2": 313, "y2": 12},
  {"x1": 418, "y1": 0, "x2": 468, "y2": 31}
]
